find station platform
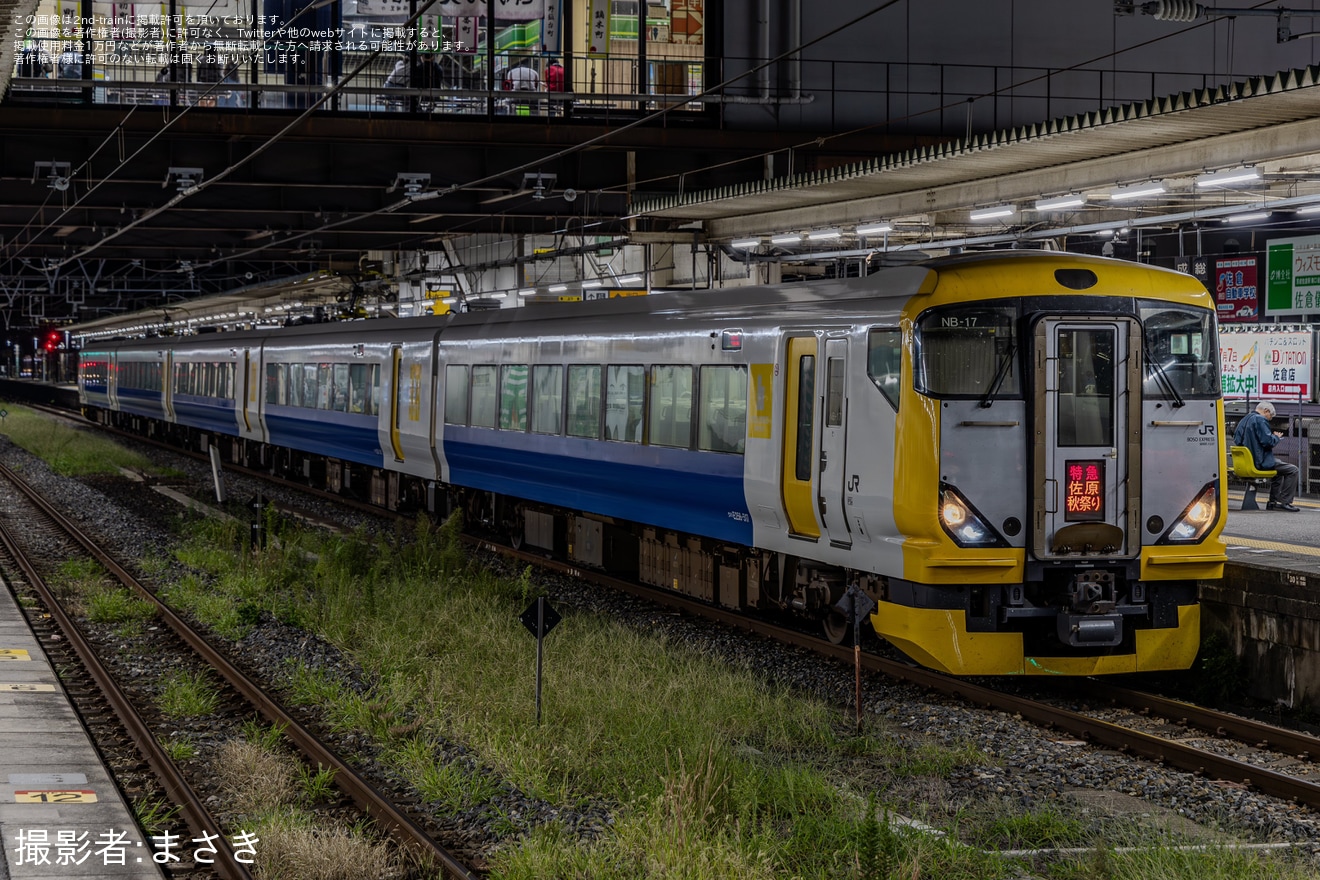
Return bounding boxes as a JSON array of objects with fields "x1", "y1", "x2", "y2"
[
  {"x1": 1202, "y1": 493, "x2": 1320, "y2": 712},
  {"x1": 0, "y1": 580, "x2": 164, "y2": 879}
]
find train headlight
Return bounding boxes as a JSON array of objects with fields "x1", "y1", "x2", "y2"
[
  {"x1": 1156, "y1": 482, "x2": 1219, "y2": 544},
  {"x1": 938, "y1": 483, "x2": 1009, "y2": 548}
]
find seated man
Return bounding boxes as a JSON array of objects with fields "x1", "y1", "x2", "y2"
[{"x1": 1233, "y1": 401, "x2": 1300, "y2": 511}]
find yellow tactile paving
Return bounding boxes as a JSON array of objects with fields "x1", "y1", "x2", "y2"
[{"x1": 1222, "y1": 535, "x2": 1320, "y2": 557}]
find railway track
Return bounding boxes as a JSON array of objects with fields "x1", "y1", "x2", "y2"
[
  {"x1": 36, "y1": 402, "x2": 1320, "y2": 832},
  {"x1": 482, "y1": 538, "x2": 1320, "y2": 812},
  {"x1": 0, "y1": 457, "x2": 479, "y2": 880}
]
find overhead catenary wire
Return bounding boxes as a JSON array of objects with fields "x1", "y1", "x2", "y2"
[{"x1": 22, "y1": 0, "x2": 1287, "y2": 277}]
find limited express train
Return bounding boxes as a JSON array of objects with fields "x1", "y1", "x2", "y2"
[{"x1": 78, "y1": 252, "x2": 1227, "y2": 675}]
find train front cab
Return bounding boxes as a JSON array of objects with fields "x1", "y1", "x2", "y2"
[{"x1": 873, "y1": 256, "x2": 1226, "y2": 676}]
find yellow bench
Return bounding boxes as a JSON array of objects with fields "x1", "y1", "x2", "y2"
[{"x1": 1228, "y1": 445, "x2": 1277, "y2": 510}]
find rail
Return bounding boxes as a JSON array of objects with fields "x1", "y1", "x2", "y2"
[
  {"x1": 0, "y1": 474, "x2": 255, "y2": 880},
  {"x1": 0, "y1": 458, "x2": 478, "y2": 880},
  {"x1": 481, "y1": 537, "x2": 1320, "y2": 809}
]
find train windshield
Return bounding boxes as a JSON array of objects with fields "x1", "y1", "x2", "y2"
[
  {"x1": 914, "y1": 304, "x2": 1020, "y2": 399},
  {"x1": 1139, "y1": 303, "x2": 1219, "y2": 400}
]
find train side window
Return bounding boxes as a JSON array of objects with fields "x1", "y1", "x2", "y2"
[
  {"x1": 605, "y1": 365, "x2": 644, "y2": 443},
  {"x1": 226, "y1": 363, "x2": 236, "y2": 399},
  {"x1": 301, "y1": 364, "x2": 317, "y2": 409},
  {"x1": 316, "y1": 364, "x2": 333, "y2": 409},
  {"x1": 650, "y1": 365, "x2": 694, "y2": 448},
  {"x1": 332, "y1": 364, "x2": 350, "y2": 412},
  {"x1": 825, "y1": 358, "x2": 845, "y2": 426},
  {"x1": 795, "y1": 355, "x2": 815, "y2": 481},
  {"x1": 369, "y1": 364, "x2": 381, "y2": 416},
  {"x1": 265, "y1": 364, "x2": 281, "y2": 404},
  {"x1": 531, "y1": 365, "x2": 564, "y2": 434},
  {"x1": 500, "y1": 365, "x2": 529, "y2": 431},
  {"x1": 286, "y1": 363, "x2": 301, "y2": 406},
  {"x1": 698, "y1": 365, "x2": 748, "y2": 454},
  {"x1": 867, "y1": 329, "x2": 902, "y2": 411},
  {"x1": 567, "y1": 365, "x2": 602, "y2": 439},
  {"x1": 470, "y1": 366, "x2": 498, "y2": 427},
  {"x1": 348, "y1": 364, "x2": 367, "y2": 413},
  {"x1": 445, "y1": 365, "x2": 469, "y2": 425}
]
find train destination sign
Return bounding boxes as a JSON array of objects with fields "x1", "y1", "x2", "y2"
[{"x1": 1064, "y1": 460, "x2": 1105, "y2": 522}]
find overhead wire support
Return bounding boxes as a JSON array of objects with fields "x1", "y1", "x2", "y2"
[{"x1": 1116, "y1": 1, "x2": 1319, "y2": 41}]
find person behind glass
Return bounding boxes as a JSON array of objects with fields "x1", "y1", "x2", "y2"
[
  {"x1": 545, "y1": 59, "x2": 564, "y2": 115},
  {"x1": 1233, "y1": 401, "x2": 1300, "y2": 511},
  {"x1": 57, "y1": 43, "x2": 83, "y2": 79}
]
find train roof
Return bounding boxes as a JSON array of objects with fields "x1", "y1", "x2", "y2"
[{"x1": 81, "y1": 252, "x2": 1207, "y2": 354}]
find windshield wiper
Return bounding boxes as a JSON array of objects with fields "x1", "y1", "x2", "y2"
[
  {"x1": 978, "y1": 343, "x2": 1017, "y2": 409},
  {"x1": 1146, "y1": 358, "x2": 1185, "y2": 408}
]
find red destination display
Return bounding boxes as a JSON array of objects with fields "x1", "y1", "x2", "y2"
[{"x1": 1064, "y1": 460, "x2": 1105, "y2": 521}]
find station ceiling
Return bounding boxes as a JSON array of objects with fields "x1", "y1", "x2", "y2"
[{"x1": 8, "y1": 57, "x2": 1320, "y2": 335}]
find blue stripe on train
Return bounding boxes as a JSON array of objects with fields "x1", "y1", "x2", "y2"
[
  {"x1": 117, "y1": 387, "x2": 166, "y2": 420},
  {"x1": 173, "y1": 396, "x2": 240, "y2": 435},
  {"x1": 444, "y1": 427, "x2": 752, "y2": 544},
  {"x1": 265, "y1": 407, "x2": 384, "y2": 467}
]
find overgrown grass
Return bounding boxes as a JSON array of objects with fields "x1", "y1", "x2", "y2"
[
  {"x1": 158, "y1": 736, "x2": 196, "y2": 763},
  {"x1": 0, "y1": 402, "x2": 153, "y2": 475},
  {"x1": 167, "y1": 513, "x2": 1320, "y2": 880},
  {"x1": 156, "y1": 669, "x2": 220, "y2": 718},
  {"x1": 86, "y1": 587, "x2": 155, "y2": 625},
  {"x1": 216, "y1": 735, "x2": 408, "y2": 879},
  {"x1": 132, "y1": 797, "x2": 181, "y2": 836}
]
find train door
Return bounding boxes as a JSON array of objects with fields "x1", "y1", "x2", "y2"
[
  {"x1": 819, "y1": 338, "x2": 851, "y2": 547},
  {"x1": 781, "y1": 336, "x2": 820, "y2": 539},
  {"x1": 239, "y1": 348, "x2": 260, "y2": 440},
  {"x1": 163, "y1": 351, "x2": 174, "y2": 422},
  {"x1": 1032, "y1": 317, "x2": 1141, "y2": 558}
]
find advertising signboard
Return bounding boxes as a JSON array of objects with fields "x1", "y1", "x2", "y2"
[
  {"x1": 1213, "y1": 256, "x2": 1258, "y2": 323},
  {"x1": 1265, "y1": 234, "x2": 1320, "y2": 318},
  {"x1": 1219, "y1": 329, "x2": 1313, "y2": 400}
]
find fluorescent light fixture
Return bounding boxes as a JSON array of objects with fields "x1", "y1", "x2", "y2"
[
  {"x1": 770, "y1": 233, "x2": 803, "y2": 245},
  {"x1": 518, "y1": 288, "x2": 536, "y2": 296},
  {"x1": 548, "y1": 284, "x2": 568, "y2": 293},
  {"x1": 969, "y1": 205, "x2": 1015, "y2": 221},
  {"x1": 487, "y1": 292, "x2": 509, "y2": 299},
  {"x1": 731, "y1": 238, "x2": 761, "y2": 249},
  {"x1": 808, "y1": 228, "x2": 841, "y2": 241},
  {"x1": 1095, "y1": 228, "x2": 1118, "y2": 237},
  {"x1": 1227, "y1": 211, "x2": 1270, "y2": 223},
  {"x1": 617, "y1": 275, "x2": 643, "y2": 284},
  {"x1": 440, "y1": 296, "x2": 457, "y2": 304},
  {"x1": 856, "y1": 222, "x2": 892, "y2": 235},
  {"x1": 1195, "y1": 166, "x2": 1262, "y2": 188},
  {"x1": 582, "y1": 280, "x2": 604, "y2": 288},
  {"x1": 1297, "y1": 205, "x2": 1320, "y2": 215},
  {"x1": 1109, "y1": 181, "x2": 1166, "y2": 201},
  {"x1": 1035, "y1": 194, "x2": 1085, "y2": 211}
]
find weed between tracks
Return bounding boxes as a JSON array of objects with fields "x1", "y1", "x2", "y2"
[
  {"x1": 0, "y1": 403, "x2": 154, "y2": 475},
  {"x1": 163, "y1": 511, "x2": 1319, "y2": 880}
]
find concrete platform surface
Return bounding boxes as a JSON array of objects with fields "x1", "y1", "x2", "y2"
[{"x1": 0, "y1": 581, "x2": 164, "y2": 879}]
